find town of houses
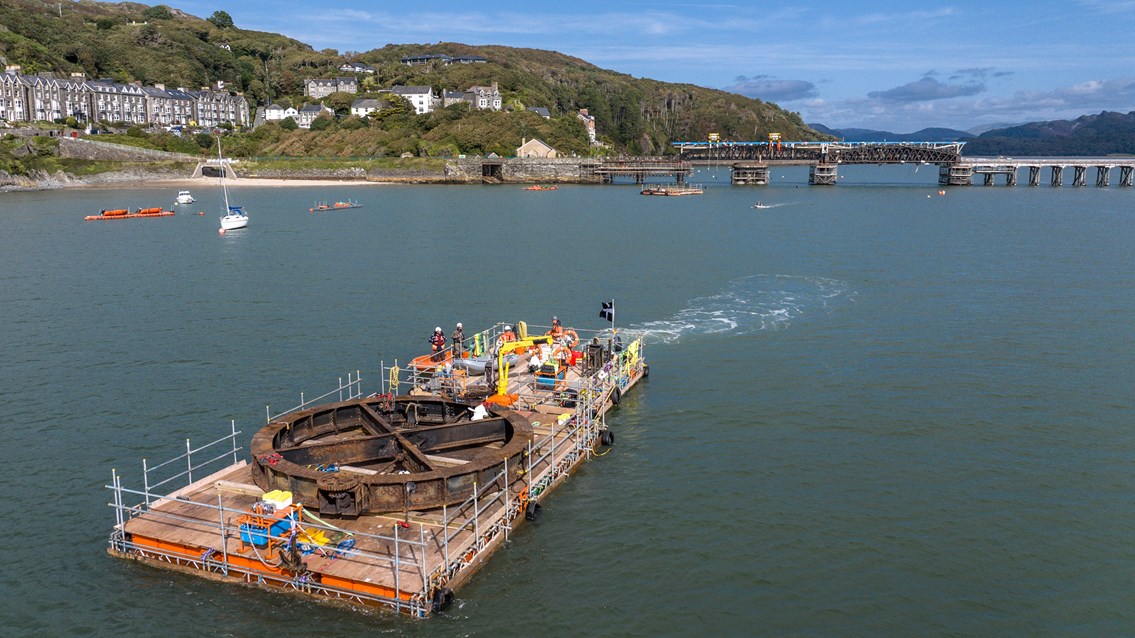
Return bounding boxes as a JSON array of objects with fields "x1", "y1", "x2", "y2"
[
  {"x1": 3, "y1": 52, "x2": 599, "y2": 147},
  {"x1": 259, "y1": 78, "x2": 506, "y2": 125},
  {"x1": 1, "y1": 66, "x2": 250, "y2": 129}
]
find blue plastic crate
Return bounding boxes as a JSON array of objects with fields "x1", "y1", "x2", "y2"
[{"x1": 239, "y1": 523, "x2": 270, "y2": 547}]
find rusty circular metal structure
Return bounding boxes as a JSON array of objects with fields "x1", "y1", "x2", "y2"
[{"x1": 250, "y1": 395, "x2": 532, "y2": 517}]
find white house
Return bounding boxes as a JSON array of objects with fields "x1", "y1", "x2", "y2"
[
  {"x1": 390, "y1": 85, "x2": 435, "y2": 115},
  {"x1": 349, "y1": 98, "x2": 379, "y2": 117},
  {"x1": 264, "y1": 103, "x2": 298, "y2": 122},
  {"x1": 578, "y1": 108, "x2": 597, "y2": 145},
  {"x1": 339, "y1": 61, "x2": 374, "y2": 74}
]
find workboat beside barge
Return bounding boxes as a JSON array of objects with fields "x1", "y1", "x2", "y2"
[{"x1": 106, "y1": 320, "x2": 647, "y2": 618}]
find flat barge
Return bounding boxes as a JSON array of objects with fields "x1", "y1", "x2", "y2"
[
  {"x1": 85, "y1": 207, "x2": 176, "y2": 221},
  {"x1": 640, "y1": 184, "x2": 703, "y2": 196},
  {"x1": 106, "y1": 320, "x2": 647, "y2": 617}
]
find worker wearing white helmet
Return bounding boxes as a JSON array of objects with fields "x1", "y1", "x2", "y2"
[
  {"x1": 500, "y1": 324, "x2": 517, "y2": 343},
  {"x1": 429, "y1": 326, "x2": 447, "y2": 361},
  {"x1": 451, "y1": 322, "x2": 466, "y2": 357}
]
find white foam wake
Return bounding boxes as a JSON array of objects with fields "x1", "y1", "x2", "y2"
[{"x1": 621, "y1": 275, "x2": 853, "y2": 345}]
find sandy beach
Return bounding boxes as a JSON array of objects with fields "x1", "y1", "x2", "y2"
[{"x1": 75, "y1": 176, "x2": 402, "y2": 189}]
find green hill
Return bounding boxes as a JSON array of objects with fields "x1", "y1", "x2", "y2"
[
  {"x1": 961, "y1": 111, "x2": 1135, "y2": 156},
  {"x1": 0, "y1": 0, "x2": 830, "y2": 156}
]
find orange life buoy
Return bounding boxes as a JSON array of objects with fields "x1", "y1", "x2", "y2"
[
  {"x1": 563, "y1": 329, "x2": 579, "y2": 349},
  {"x1": 552, "y1": 346, "x2": 571, "y2": 365}
]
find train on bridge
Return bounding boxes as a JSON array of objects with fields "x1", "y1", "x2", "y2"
[{"x1": 665, "y1": 140, "x2": 1135, "y2": 187}]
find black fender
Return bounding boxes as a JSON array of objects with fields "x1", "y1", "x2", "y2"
[
  {"x1": 431, "y1": 587, "x2": 455, "y2": 614},
  {"x1": 525, "y1": 501, "x2": 543, "y2": 521}
]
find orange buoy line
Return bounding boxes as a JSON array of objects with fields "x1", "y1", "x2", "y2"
[{"x1": 84, "y1": 207, "x2": 175, "y2": 221}]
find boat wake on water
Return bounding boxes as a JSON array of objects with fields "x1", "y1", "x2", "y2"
[{"x1": 623, "y1": 275, "x2": 854, "y2": 344}]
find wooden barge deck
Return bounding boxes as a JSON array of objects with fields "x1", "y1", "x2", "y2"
[{"x1": 107, "y1": 322, "x2": 647, "y2": 618}]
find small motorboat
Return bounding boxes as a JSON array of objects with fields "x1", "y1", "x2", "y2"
[
  {"x1": 175, "y1": 190, "x2": 195, "y2": 205},
  {"x1": 752, "y1": 201, "x2": 772, "y2": 209},
  {"x1": 310, "y1": 200, "x2": 363, "y2": 212},
  {"x1": 641, "y1": 185, "x2": 703, "y2": 196}
]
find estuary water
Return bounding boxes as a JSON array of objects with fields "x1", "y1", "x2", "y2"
[{"x1": 1, "y1": 166, "x2": 1133, "y2": 636}]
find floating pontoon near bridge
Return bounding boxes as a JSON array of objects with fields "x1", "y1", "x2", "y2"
[{"x1": 621, "y1": 141, "x2": 1135, "y2": 187}]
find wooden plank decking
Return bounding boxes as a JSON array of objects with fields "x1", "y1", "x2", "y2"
[{"x1": 111, "y1": 341, "x2": 646, "y2": 616}]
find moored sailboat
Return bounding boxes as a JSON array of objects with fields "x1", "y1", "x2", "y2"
[{"x1": 216, "y1": 138, "x2": 247, "y2": 231}]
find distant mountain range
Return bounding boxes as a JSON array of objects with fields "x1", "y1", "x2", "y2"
[
  {"x1": 811, "y1": 111, "x2": 1135, "y2": 156},
  {"x1": 808, "y1": 124, "x2": 972, "y2": 142}
]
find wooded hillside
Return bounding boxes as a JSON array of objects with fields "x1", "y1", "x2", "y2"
[{"x1": 0, "y1": 0, "x2": 830, "y2": 155}]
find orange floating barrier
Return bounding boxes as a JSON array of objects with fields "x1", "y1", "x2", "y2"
[{"x1": 85, "y1": 207, "x2": 175, "y2": 221}]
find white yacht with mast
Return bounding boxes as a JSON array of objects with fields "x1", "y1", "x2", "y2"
[{"x1": 216, "y1": 137, "x2": 248, "y2": 231}]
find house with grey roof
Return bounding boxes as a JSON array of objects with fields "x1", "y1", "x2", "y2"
[
  {"x1": 464, "y1": 82, "x2": 501, "y2": 111},
  {"x1": 263, "y1": 103, "x2": 297, "y2": 123},
  {"x1": 401, "y1": 54, "x2": 451, "y2": 66},
  {"x1": 527, "y1": 107, "x2": 551, "y2": 119},
  {"x1": 350, "y1": 98, "x2": 384, "y2": 117},
  {"x1": 390, "y1": 85, "x2": 436, "y2": 114},
  {"x1": 0, "y1": 67, "x2": 248, "y2": 128},
  {"x1": 296, "y1": 103, "x2": 333, "y2": 128},
  {"x1": 339, "y1": 61, "x2": 374, "y2": 74},
  {"x1": 304, "y1": 77, "x2": 358, "y2": 99}
]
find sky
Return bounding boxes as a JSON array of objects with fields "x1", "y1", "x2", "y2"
[{"x1": 173, "y1": 0, "x2": 1135, "y2": 133}]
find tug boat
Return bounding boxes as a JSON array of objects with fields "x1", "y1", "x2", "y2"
[{"x1": 84, "y1": 207, "x2": 175, "y2": 221}]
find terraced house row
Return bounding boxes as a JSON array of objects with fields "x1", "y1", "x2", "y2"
[{"x1": 0, "y1": 67, "x2": 250, "y2": 129}]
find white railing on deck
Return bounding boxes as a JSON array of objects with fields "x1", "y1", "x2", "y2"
[
  {"x1": 266, "y1": 371, "x2": 363, "y2": 422},
  {"x1": 106, "y1": 342, "x2": 646, "y2": 617}
]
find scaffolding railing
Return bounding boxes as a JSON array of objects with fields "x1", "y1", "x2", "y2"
[
  {"x1": 106, "y1": 338, "x2": 646, "y2": 617},
  {"x1": 388, "y1": 323, "x2": 633, "y2": 398},
  {"x1": 265, "y1": 371, "x2": 363, "y2": 422},
  {"x1": 107, "y1": 468, "x2": 434, "y2": 616},
  {"x1": 139, "y1": 420, "x2": 243, "y2": 506}
]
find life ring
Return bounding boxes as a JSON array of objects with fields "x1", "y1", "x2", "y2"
[
  {"x1": 610, "y1": 386, "x2": 621, "y2": 405},
  {"x1": 431, "y1": 587, "x2": 455, "y2": 613},
  {"x1": 563, "y1": 329, "x2": 579, "y2": 349},
  {"x1": 552, "y1": 346, "x2": 571, "y2": 365}
]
